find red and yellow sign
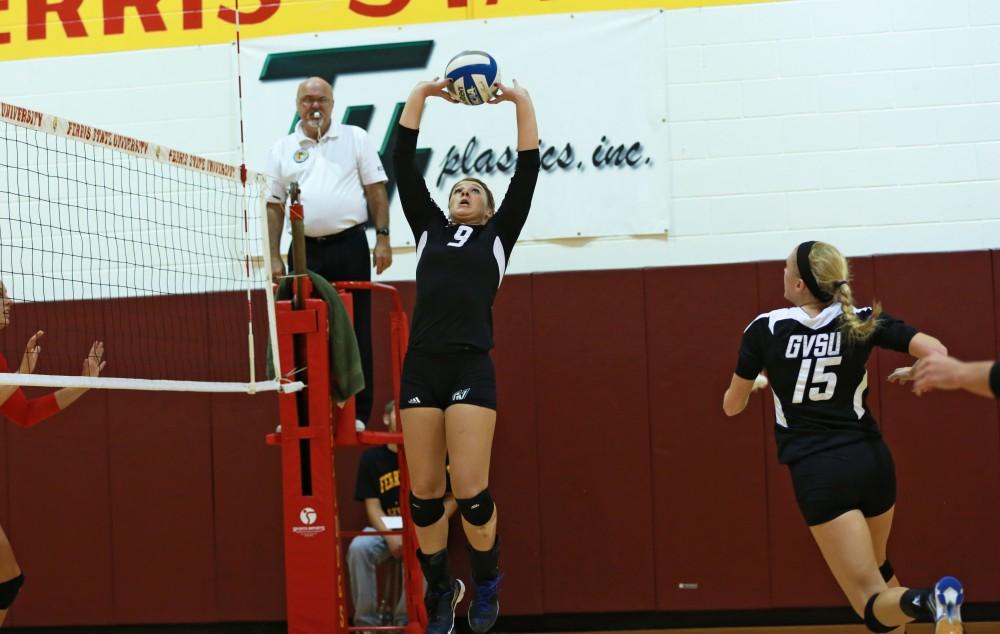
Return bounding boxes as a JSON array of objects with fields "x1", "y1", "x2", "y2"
[{"x1": 0, "y1": 0, "x2": 779, "y2": 61}]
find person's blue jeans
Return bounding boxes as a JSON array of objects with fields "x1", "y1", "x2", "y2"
[{"x1": 347, "y1": 528, "x2": 407, "y2": 627}]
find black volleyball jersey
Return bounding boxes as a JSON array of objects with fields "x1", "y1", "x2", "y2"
[
  {"x1": 394, "y1": 124, "x2": 540, "y2": 353},
  {"x1": 735, "y1": 304, "x2": 917, "y2": 464}
]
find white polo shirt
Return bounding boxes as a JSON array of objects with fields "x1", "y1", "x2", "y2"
[{"x1": 264, "y1": 122, "x2": 387, "y2": 237}]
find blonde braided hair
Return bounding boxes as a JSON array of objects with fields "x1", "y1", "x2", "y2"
[{"x1": 805, "y1": 242, "x2": 882, "y2": 342}]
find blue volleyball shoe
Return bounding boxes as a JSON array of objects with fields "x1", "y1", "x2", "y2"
[
  {"x1": 468, "y1": 574, "x2": 502, "y2": 633},
  {"x1": 929, "y1": 576, "x2": 964, "y2": 634},
  {"x1": 425, "y1": 578, "x2": 464, "y2": 634}
]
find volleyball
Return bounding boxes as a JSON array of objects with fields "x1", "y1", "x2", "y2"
[{"x1": 445, "y1": 51, "x2": 500, "y2": 106}]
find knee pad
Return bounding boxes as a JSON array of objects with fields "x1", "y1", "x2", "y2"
[
  {"x1": 864, "y1": 593, "x2": 896, "y2": 633},
  {"x1": 409, "y1": 494, "x2": 445, "y2": 527},
  {"x1": 457, "y1": 488, "x2": 495, "y2": 526},
  {"x1": 0, "y1": 573, "x2": 24, "y2": 610},
  {"x1": 879, "y1": 559, "x2": 894, "y2": 583}
]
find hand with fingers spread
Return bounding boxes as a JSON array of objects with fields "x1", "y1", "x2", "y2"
[
  {"x1": 82, "y1": 341, "x2": 107, "y2": 378},
  {"x1": 19, "y1": 330, "x2": 44, "y2": 374},
  {"x1": 416, "y1": 77, "x2": 458, "y2": 103},
  {"x1": 399, "y1": 78, "x2": 458, "y2": 131},
  {"x1": 0, "y1": 280, "x2": 105, "y2": 425},
  {"x1": 488, "y1": 79, "x2": 530, "y2": 105}
]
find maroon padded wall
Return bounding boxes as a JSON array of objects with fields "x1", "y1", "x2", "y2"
[
  {"x1": 645, "y1": 263, "x2": 771, "y2": 611},
  {"x1": 874, "y1": 252, "x2": 1000, "y2": 600},
  {"x1": 532, "y1": 270, "x2": 656, "y2": 613},
  {"x1": 210, "y1": 393, "x2": 285, "y2": 621},
  {"x1": 485, "y1": 274, "x2": 544, "y2": 615},
  {"x1": 107, "y1": 391, "x2": 217, "y2": 622},
  {"x1": 4, "y1": 301, "x2": 116, "y2": 627},
  {"x1": 6, "y1": 391, "x2": 114, "y2": 627},
  {"x1": 1, "y1": 250, "x2": 999, "y2": 627}
]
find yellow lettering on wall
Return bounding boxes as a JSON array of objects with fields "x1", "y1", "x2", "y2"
[{"x1": 0, "y1": 0, "x2": 782, "y2": 61}]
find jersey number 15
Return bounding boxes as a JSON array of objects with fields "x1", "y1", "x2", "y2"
[{"x1": 791, "y1": 356, "x2": 842, "y2": 403}]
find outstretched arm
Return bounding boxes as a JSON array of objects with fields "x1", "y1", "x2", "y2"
[
  {"x1": 399, "y1": 78, "x2": 455, "y2": 131},
  {"x1": 491, "y1": 81, "x2": 541, "y2": 250},
  {"x1": 394, "y1": 80, "x2": 455, "y2": 237},
  {"x1": 908, "y1": 332, "x2": 947, "y2": 358},
  {"x1": 1, "y1": 338, "x2": 105, "y2": 427},
  {"x1": 490, "y1": 80, "x2": 538, "y2": 151},
  {"x1": 887, "y1": 333, "x2": 948, "y2": 384},
  {"x1": 912, "y1": 356, "x2": 996, "y2": 398}
]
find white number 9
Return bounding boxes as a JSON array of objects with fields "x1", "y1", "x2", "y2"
[{"x1": 447, "y1": 225, "x2": 474, "y2": 248}]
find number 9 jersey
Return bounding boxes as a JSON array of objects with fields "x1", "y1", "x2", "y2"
[
  {"x1": 735, "y1": 304, "x2": 917, "y2": 464},
  {"x1": 393, "y1": 124, "x2": 540, "y2": 354}
]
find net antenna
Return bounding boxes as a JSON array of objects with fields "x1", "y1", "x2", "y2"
[{"x1": 0, "y1": 103, "x2": 301, "y2": 394}]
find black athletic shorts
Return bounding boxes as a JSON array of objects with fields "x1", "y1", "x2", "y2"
[
  {"x1": 787, "y1": 438, "x2": 896, "y2": 526},
  {"x1": 400, "y1": 348, "x2": 497, "y2": 411}
]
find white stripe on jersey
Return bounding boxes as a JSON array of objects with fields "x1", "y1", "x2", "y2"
[
  {"x1": 853, "y1": 370, "x2": 868, "y2": 419},
  {"x1": 773, "y1": 392, "x2": 788, "y2": 427},
  {"x1": 743, "y1": 304, "x2": 875, "y2": 334},
  {"x1": 415, "y1": 231, "x2": 428, "y2": 263},
  {"x1": 492, "y1": 236, "x2": 506, "y2": 288}
]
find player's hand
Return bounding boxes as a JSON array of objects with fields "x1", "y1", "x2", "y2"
[
  {"x1": 887, "y1": 365, "x2": 914, "y2": 384},
  {"x1": 414, "y1": 78, "x2": 457, "y2": 102},
  {"x1": 19, "y1": 330, "x2": 43, "y2": 374},
  {"x1": 489, "y1": 79, "x2": 529, "y2": 105},
  {"x1": 82, "y1": 341, "x2": 106, "y2": 377},
  {"x1": 912, "y1": 354, "x2": 964, "y2": 395},
  {"x1": 373, "y1": 239, "x2": 392, "y2": 275},
  {"x1": 385, "y1": 533, "x2": 404, "y2": 559},
  {"x1": 270, "y1": 254, "x2": 286, "y2": 286}
]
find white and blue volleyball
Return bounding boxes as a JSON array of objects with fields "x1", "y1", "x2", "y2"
[{"x1": 445, "y1": 51, "x2": 500, "y2": 106}]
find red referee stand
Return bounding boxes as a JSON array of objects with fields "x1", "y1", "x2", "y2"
[{"x1": 267, "y1": 278, "x2": 425, "y2": 634}]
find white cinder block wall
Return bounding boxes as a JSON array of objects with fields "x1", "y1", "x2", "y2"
[
  {"x1": 1, "y1": 0, "x2": 999, "y2": 280},
  {"x1": 641, "y1": 0, "x2": 1000, "y2": 272}
]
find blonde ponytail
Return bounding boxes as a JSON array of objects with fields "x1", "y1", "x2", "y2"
[{"x1": 808, "y1": 242, "x2": 883, "y2": 342}]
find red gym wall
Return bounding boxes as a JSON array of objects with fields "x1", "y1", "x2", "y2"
[{"x1": 1, "y1": 250, "x2": 998, "y2": 626}]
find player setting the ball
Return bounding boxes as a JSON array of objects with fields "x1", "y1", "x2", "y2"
[{"x1": 392, "y1": 53, "x2": 538, "y2": 634}]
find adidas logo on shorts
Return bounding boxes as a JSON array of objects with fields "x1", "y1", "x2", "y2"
[{"x1": 407, "y1": 396, "x2": 421, "y2": 404}]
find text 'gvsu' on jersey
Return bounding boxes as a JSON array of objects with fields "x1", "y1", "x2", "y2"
[
  {"x1": 735, "y1": 304, "x2": 917, "y2": 464},
  {"x1": 393, "y1": 124, "x2": 540, "y2": 353}
]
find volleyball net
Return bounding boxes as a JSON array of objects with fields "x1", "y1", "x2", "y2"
[{"x1": 0, "y1": 101, "x2": 291, "y2": 393}]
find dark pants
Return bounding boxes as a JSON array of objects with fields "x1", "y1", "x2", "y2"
[{"x1": 288, "y1": 226, "x2": 373, "y2": 424}]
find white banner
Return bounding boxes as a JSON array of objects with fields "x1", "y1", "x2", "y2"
[{"x1": 242, "y1": 9, "x2": 669, "y2": 247}]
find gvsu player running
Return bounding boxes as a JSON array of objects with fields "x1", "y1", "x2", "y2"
[
  {"x1": 393, "y1": 77, "x2": 538, "y2": 634},
  {"x1": 722, "y1": 242, "x2": 965, "y2": 634},
  {"x1": 0, "y1": 280, "x2": 106, "y2": 626}
]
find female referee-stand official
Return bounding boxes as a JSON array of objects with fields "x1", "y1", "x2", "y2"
[
  {"x1": 722, "y1": 242, "x2": 965, "y2": 634},
  {"x1": 393, "y1": 77, "x2": 538, "y2": 634},
  {"x1": 0, "y1": 280, "x2": 105, "y2": 626}
]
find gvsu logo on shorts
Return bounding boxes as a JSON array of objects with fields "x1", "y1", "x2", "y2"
[
  {"x1": 452, "y1": 388, "x2": 470, "y2": 401},
  {"x1": 293, "y1": 506, "x2": 326, "y2": 538}
]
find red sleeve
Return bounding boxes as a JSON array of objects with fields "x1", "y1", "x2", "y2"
[{"x1": 0, "y1": 353, "x2": 62, "y2": 428}]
